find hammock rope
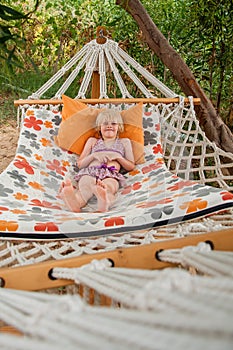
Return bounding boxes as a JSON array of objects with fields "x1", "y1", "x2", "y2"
[
  {"x1": 159, "y1": 98, "x2": 233, "y2": 186},
  {"x1": 104, "y1": 44, "x2": 132, "y2": 98},
  {"x1": 55, "y1": 50, "x2": 93, "y2": 98},
  {"x1": 158, "y1": 242, "x2": 233, "y2": 276},
  {"x1": 117, "y1": 44, "x2": 176, "y2": 98},
  {"x1": 1, "y1": 258, "x2": 233, "y2": 349},
  {"x1": 28, "y1": 39, "x2": 176, "y2": 100},
  {"x1": 28, "y1": 44, "x2": 90, "y2": 99},
  {"x1": 50, "y1": 247, "x2": 233, "y2": 309}
]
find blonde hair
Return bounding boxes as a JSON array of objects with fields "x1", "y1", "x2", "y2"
[{"x1": 96, "y1": 109, "x2": 124, "y2": 133}]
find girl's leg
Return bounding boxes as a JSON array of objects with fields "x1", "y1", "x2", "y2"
[
  {"x1": 59, "y1": 176, "x2": 119, "y2": 213},
  {"x1": 95, "y1": 178, "x2": 119, "y2": 212},
  {"x1": 59, "y1": 176, "x2": 95, "y2": 212},
  {"x1": 78, "y1": 175, "x2": 96, "y2": 205}
]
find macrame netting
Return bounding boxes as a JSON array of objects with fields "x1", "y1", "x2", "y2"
[
  {"x1": 160, "y1": 98, "x2": 233, "y2": 187},
  {"x1": 0, "y1": 243, "x2": 233, "y2": 349},
  {"x1": 0, "y1": 210, "x2": 233, "y2": 269},
  {"x1": 28, "y1": 38, "x2": 176, "y2": 100}
]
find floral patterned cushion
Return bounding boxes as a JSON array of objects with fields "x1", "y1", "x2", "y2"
[{"x1": 0, "y1": 105, "x2": 232, "y2": 239}]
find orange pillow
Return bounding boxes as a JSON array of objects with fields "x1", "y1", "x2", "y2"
[
  {"x1": 121, "y1": 104, "x2": 144, "y2": 164},
  {"x1": 55, "y1": 106, "x2": 103, "y2": 155},
  {"x1": 55, "y1": 95, "x2": 145, "y2": 164},
  {"x1": 61, "y1": 95, "x2": 87, "y2": 120}
]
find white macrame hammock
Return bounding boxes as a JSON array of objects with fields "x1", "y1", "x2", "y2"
[
  {"x1": 0, "y1": 243, "x2": 233, "y2": 350},
  {"x1": 17, "y1": 37, "x2": 233, "y2": 188},
  {"x1": 0, "y1": 36, "x2": 233, "y2": 268}
]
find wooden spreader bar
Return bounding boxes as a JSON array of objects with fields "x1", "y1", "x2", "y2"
[
  {"x1": 14, "y1": 97, "x2": 201, "y2": 107},
  {"x1": 0, "y1": 227, "x2": 232, "y2": 291}
]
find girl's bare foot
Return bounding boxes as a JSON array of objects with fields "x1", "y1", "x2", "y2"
[
  {"x1": 95, "y1": 179, "x2": 109, "y2": 212},
  {"x1": 59, "y1": 179, "x2": 81, "y2": 212}
]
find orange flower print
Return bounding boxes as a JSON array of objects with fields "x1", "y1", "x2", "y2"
[
  {"x1": 40, "y1": 171, "x2": 49, "y2": 177},
  {"x1": 14, "y1": 193, "x2": 29, "y2": 201},
  {"x1": 44, "y1": 121, "x2": 53, "y2": 128},
  {"x1": 34, "y1": 154, "x2": 43, "y2": 161},
  {"x1": 46, "y1": 159, "x2": 67, "y2": 176},
  {"x1": 10, "y1": 209, "x2": 27, "y2": 214},
  {"x1": 24, "y1": 116, "x2": 43, "y2": 131},
  {"x1": 34, "y1": 222, "x2": 59, "y2": 232},
  {"x1": 157, "y1": 158, "x2": 164, "y2": 164},
  {"x1": 62, "y1": 160, "x2": 70, "y2": 167},
  {"x1": 26, "y1": 109, "x2": 35, "y2": 117},
  {"x1": 0, "y1": 220, "x2": 19, "y2": 231},
  {"x1": 104, "y1": 216, "x2": 125, "y2": 227},
  {"x1": 28, "y1": 182, "x2": 45, "y2": 192},
  {"x1": 14, "y1": 158, "x2": 34, "y2": 174},
  {"x1": 129, "y1": 168, "x2": 140, "y2": 176},
  {"x1": 180, "y1": 198, "x2": 208, "y2": 213},
  {"x1": 40, "y1": 138, "x2": 52, "y2": 147}
]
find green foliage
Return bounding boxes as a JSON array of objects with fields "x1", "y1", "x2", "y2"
[
  {"x1": 0, "y1": 4, "x2": 26, "y2": 68},
  {"x1": 0, "y1": 1, "x2": 39, "y2": 69},
  {"x1": 181, "y1": 0, "x2": 233, "y2": 113}
]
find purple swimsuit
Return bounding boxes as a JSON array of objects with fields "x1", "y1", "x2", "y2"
[
  {"x1": 74, "y1": 138, "x2": 126, "y2": 186},
  {"x1": 92, "y1": 138, "x2": 125, "y2": 156}
]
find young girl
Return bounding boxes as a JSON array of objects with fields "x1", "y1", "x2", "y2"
[{"x1": 59, "y1": 109, "x2": 135, "y2": 212}]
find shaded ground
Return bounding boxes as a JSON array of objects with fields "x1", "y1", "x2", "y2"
[{"x1": 0, "y1": 122, "x2": 19, "y2": 173}]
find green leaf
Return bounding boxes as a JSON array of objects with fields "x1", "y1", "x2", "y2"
[{"x1": 0, "y1": 4, "x2": 27, "y2": 20}]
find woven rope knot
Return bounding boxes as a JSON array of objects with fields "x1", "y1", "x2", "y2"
[
  {"x1": 25, "y1": 294, "x2": 85, "y2": 331},
  {"x1": 182, "y1": 241, "x2": 212, "y2": 254},
  {"x1": 134, "y1": 269, "x2": 197, "y2": 310}
]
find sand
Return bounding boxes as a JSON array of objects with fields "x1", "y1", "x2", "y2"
[{"x1": 0, "y1": 123, "x2": 19, "y2": 173}]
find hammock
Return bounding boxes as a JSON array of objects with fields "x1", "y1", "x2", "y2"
[
  {"x1": 0, "y1": 31, "x2": 232, "y2": 350},
  {"x1": 0, "y1": 243, "x2": 233, "y2": 350},
  {"x1": 0, "y1": 33, "x2": 233, "y2": 266}
]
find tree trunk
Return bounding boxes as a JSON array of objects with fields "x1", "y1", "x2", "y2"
[{"x1": 116, "y1": 0, "x2": 233, "y2": 154}]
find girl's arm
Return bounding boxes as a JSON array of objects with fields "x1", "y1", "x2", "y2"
[
  {"x1": 77, "y1": 138, "x2": 96, "y2": 169},
  {"x1": 115, "y1": 138, "x2": 135, "y2": 171}
]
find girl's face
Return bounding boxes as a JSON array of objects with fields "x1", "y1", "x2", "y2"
[{"x1": 100, "y1": 120, "x2": 119, "y2": 140}]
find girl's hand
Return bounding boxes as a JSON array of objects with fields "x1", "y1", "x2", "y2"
[
  {"x1": 103, "y1": 151, "x2": 122, "y2": 161},
  {"x1": 92, "y1": 152, "x2": 108, "y2": 163},
  {"x1": 93, "y1": 151, "x2": 123, "y2": 163}
]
